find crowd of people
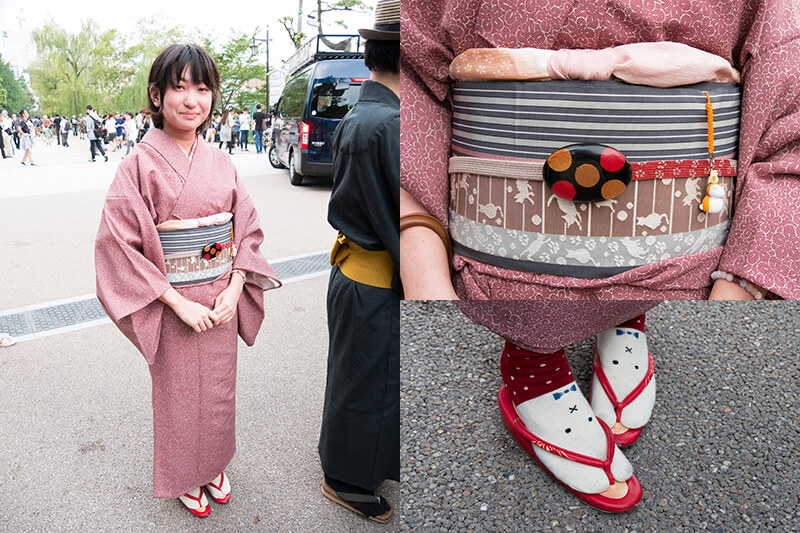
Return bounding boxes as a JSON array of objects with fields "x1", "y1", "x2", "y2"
[{"x1": 0, "y1": 104, "x2": 272, "y2": 166}]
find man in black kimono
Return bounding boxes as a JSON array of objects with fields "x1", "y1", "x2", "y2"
[{"x1": 318, "y1": 0, "x2": 400, "y2": 523}]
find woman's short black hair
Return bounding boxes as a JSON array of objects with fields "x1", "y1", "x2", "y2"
[
  {"x1": 147, "y1": 43, "x2": 220, "y2": 134},
  {"x1": 363, "y1": 39, "x2": 399, "y2": 74}
]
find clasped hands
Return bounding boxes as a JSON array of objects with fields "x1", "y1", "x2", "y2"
[{"x1": 159, "y1": 274, "x2": 245, "y2": 332}]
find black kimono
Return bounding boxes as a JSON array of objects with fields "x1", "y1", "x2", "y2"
[{"x1": 319, "y1": 79, "x2": 400, "y2": 490}]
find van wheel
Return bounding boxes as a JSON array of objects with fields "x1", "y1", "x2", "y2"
[
  {"x1": 268, "y1": 145, "x2": 285, "y2": 168},
  {"x1": 289, "y1": 151, "x2": 303, "y2": 186}
]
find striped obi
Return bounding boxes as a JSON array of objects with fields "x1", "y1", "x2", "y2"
[
  {"x1": 449, "y1": 80, "x2": 741, "y2": 278},
  {"x1": 158, "y1": 222, "x2": 234, "y2": 286}
]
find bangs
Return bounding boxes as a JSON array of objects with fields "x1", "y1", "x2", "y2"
[{"x1": 168, "y1": 45, "x2": 219, "y2": 91}]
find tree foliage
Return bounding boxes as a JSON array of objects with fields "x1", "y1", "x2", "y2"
[
  {"x1": 29, "y1": 17, "x2": 195, "y2": 117},
  {"x1": 203, "y1": 30, "x2": 267, "y2": 112},
  {"x1": 280, "y1": 0, "x2": 371, "y2": 49},
  {"x1": 27, "y1": 18, "x2": 272, "y2": 117},
  {"x1": 0, "y1": 54, "x2": 34, "y2": 112}
]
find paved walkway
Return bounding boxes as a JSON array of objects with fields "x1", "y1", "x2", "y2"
[
  {"x1": 401, "y1": 301, "x2": 799, "y2": 532},
  {"x1": 0, "y1": 135, "x2": 399, "y2": 532}
]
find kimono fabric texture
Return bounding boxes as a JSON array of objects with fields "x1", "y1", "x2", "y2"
[
  {"x1": 95, "y1": 128, "x2": 279, "y2": 498},
  {"x1": 401, "y1": 0, "x2": 800, "y2": 299},
  {"x1": 456, "y1": 300, "x2": 659, "y2": 352},
  {"x1": 319, "y1": 80, "x2": 401, "y2": 489}
]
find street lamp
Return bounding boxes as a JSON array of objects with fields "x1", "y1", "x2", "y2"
[{"x1": 250, "y1": 28, "x2": 271, "y2": 108}]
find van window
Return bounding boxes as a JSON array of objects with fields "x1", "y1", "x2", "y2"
[
  {"x1": 280, "y1": 67, "x2": 313, "y2": 118},
  {"x1": 309, "y1": 81, "x2": 361, "y2": 119}
]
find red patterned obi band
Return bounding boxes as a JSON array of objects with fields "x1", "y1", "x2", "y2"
[{"x1": 448, "y1": 80, "x2": 741, "y2": 278}]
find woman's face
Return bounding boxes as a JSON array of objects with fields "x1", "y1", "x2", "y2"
[{"x1": 150, "y1": 65, "x2": 212, "y2": 138}]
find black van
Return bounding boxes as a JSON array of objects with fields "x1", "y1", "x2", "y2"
[{"x1": 269, "y1": 57, "x2": 370, "y2": 185}]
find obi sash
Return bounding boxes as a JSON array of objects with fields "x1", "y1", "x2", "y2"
[
  {"x1": 157, "y1": 222, "x2": 234, "y2": 286},
  {"x1": 448, "y1": 80, "x2": 741, "y2": 278}
]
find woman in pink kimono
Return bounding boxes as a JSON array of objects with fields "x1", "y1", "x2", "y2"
[
  {"x1": 400, "y1": 0, "x2": 800, "y2": 512},
  {"x1": 95, "y1": 44, "x2": 280, "y2": 518}
]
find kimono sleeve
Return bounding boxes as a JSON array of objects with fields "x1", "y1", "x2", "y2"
[
  {"x1": 95, "y1": 167, "x2": 172, "y2": 364},
  {"x1": 719, "y1": 7, "x2": 800, "y2": 299},
  {"x1": 400, "y1": 0, "x2": 456, "y2": 225},
  {"x1": 230, "y1": 170, "x2": 281, "y2": 346}
]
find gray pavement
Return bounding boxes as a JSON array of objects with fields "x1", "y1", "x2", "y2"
[
  {"x1": 0, "y1": 136, "x2": 399, "y2": 532},
  {"x1": 400, "y1": 301, "x2": 800, "y2": 532}
]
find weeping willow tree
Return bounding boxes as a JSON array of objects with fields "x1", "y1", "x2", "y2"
[{"x1": 29, "y1": 17, "x2": 194, "y2": 116}]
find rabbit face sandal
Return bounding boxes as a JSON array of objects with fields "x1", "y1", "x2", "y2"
[
  {"x1": 590, "y1": 327, "x2": 656, "y2": 447},
  {"x1": 205, "y1": 471, "x2": 231, "y2": 504},
  {"x1": 178, "y1": 487, "x2": 210, "y2": 518},
  {"x1": 498, "y1": 384, "x2": 642, "y2": 513},
  {"x1": 322, "y1": 478, "x2": 394, "y2": 523}
]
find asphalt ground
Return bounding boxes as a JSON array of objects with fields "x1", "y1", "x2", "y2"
[
  {"x1": 0, "y1": 136, "x2": 399, "y2": 532},
  {"x1": 400, "y1": 301, "x2": 799, "y2": 532}
]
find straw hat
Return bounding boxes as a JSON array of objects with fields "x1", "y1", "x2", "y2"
[{"x1": 358, "y1": 0, "x2": 399, "y2": 41}]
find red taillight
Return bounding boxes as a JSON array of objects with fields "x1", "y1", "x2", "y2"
[
  {"x1": 350, "y1": 78, "x2": 367, "y2": 82},
  {"x1": 300, "y1": 122, "x2": 310, "y2": 149}
]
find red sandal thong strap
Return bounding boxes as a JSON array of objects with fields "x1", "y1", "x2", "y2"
[
  {"x1": 512, "y1": 414, "x2": 617, "y2": 486},
  {"x1": 593, "y1": 347, "x2": 655, "y2": 424}
]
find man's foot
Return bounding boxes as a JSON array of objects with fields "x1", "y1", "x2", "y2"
[
  {"x1": 89, "y1": 159, "x2": 96, "y2": 162},
  {"x1": 178, "y1": 487, "x2": 210, "y2": 518},
  {"x1": 205, "y1": 471, "x2": 231, "y2": 503},
  {"x1": 104, "y1": 155, "x2": 108, "y2": 162},
  {"x1": 322, "y1": 476, "x2": 393, "y2": 523}
]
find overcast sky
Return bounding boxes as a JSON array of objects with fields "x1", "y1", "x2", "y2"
[{"x1": 5, "y1": 0, "x2": 376, "y2": 66}]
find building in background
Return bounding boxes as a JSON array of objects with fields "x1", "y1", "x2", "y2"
[{"x1": 0, "y1": 4, "x2": 35, "y2": 83}]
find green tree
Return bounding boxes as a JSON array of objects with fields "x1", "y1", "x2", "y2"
[
  {"x1": 0, "y1": 54, "x2": 34, "y2": 112},
  {"x1": 203, "y1": 30, "x2": 267, "y2": 112},
  {"x1": 281, "y1": 0, "x2": 371, "y2": 49},
  {"x1": 29, "y1": 17, "x2": 195, "y2": 116},
  {"x1": 116, "y1": 17, "x2": 196, "y2": 113}
]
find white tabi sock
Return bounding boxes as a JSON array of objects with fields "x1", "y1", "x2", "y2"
[
  {"x1": 591, "y1": 327, "x2": 656, "y2": 430},
  {"x1": 515, "y1": 381, "x2": 634, "y2": 494}
]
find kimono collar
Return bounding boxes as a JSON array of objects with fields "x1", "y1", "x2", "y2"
[
  {"x1": 358, "y1": 79, "x2": 400, "y2": 107},
  {"x1": 140, "y1": 128, "x2": 202, "y2": 179}
]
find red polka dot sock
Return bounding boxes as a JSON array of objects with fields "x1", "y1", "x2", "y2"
[
  {"x1": 500, "y1": 340, "x2": 575, "y2": 406},
  {"x1": 616, "y1": 313, "x2": 645, "y2": 334}
]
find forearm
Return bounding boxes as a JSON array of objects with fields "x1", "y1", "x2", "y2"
[
  {"x1": 158, "y1": 286, "x2": 185, "y2": 309},
  {"x1": 400, "y1": 188, "x2": 458, "y2": 300}
]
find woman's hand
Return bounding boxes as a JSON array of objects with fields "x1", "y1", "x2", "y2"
[
  {"x1": 212, "y1": 272, "x2": 245, "y2": 324},
  {"x1": 159, "y1": 287, "x2": 219, "y2": 332}
]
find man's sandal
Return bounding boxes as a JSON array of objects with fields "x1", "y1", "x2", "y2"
[
  {"x1": 498, "y1": 384, "x2": 642, "y2": 513},
  {"x1": 321, "y1": 480, "x2": 394, "y2": 523},
  {"x1": 0, "y1": 334, "x2": 16, "y2": 347},
  {"x1": 178, "y1": 487, "x2": 210, "y2": 518},
  {"x1": 590, "y1": 327, "x2": 656, "y2": 447},
  {"x1": 205, "y1": 471, "x2": 231, "y2": 504}
]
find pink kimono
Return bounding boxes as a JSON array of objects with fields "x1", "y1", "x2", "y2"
[
  {"x1": 95, "y1": 128, "x2": 280, "y2": 498},
  {"x1": 401, "y1": 0, "x2": 800, "y2": 300}
]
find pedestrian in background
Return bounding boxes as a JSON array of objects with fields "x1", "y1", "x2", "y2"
[
  {"x1": 123, "y1": 112, "x2": 136, "y2": 157},
  {"x1": 85, "y1": 105, "x2": 108, "y2": 162},
  {"x1": 219, "y1": 109, "x2": 233, "y2": 154},
  {"x1": 17, "y1": 109, "x2": 37, "y2": 166},
  {"x1": 60, "y1": 115, "x2": 70, "y2": 147},
  {"x1": 239, "y1": 107, "x2": 250, "y2": 151},
  {"x1": 318, "y1": 0, "x2": 400, "y2": 523},
  {"x1": 252, "y1": 104, "x2": 266, "y2": 154},
  {"x1": 1, "y1": 109, "x2": 13, "y2": 157},
  {"x1": 94, "y1": 43, "x2": 280, "y2": 519}
]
